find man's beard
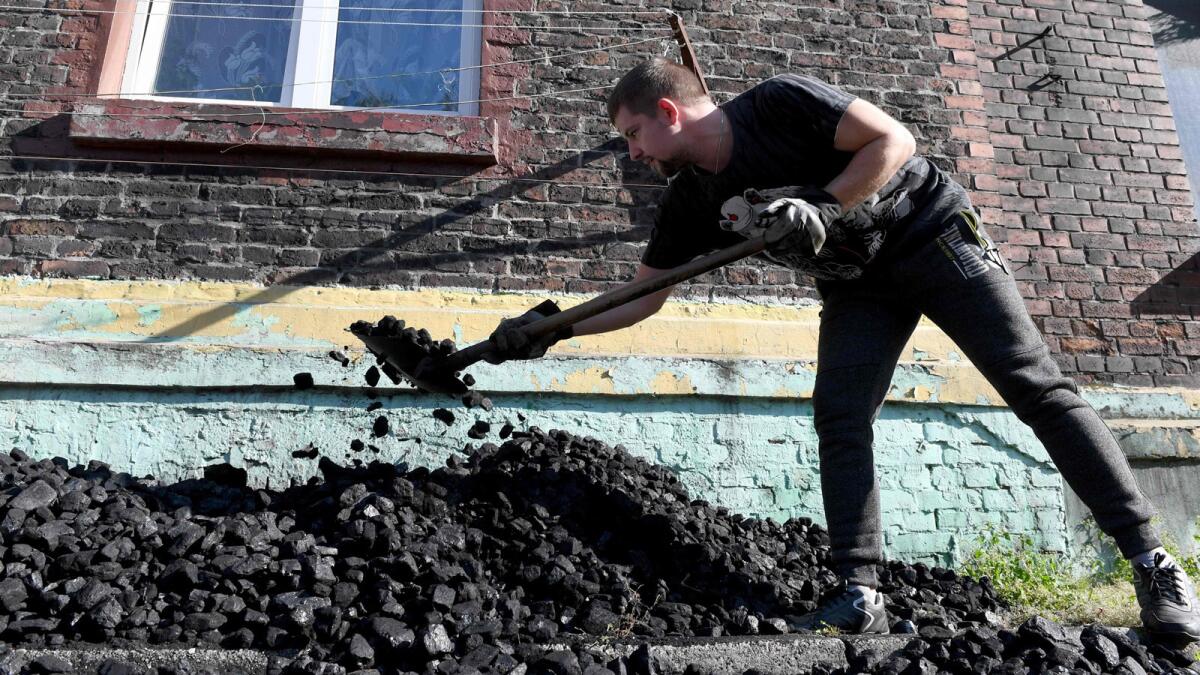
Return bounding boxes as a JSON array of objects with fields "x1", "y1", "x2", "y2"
[{"x1": 650, "y1": 157, "x2": 686, "y2": 178}]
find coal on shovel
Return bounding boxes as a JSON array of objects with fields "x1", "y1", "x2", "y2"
[{"x1": 352, "y1": 236, "x2": 767, "y2": 396}]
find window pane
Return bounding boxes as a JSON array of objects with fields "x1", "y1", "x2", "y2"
[
  {"x1": 153, "y1": 0, "x2": 295, "y2": 102},
  {"x1": 332, "y1": 0, "x2": 470, "y2": 112}
]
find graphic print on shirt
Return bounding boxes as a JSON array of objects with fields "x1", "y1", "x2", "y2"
[{"x1": 718, "y1": 186, "x2": 904, "y2": 281}]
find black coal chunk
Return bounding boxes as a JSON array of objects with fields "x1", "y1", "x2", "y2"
[
  {"x1": 292, "y1": 444, "x2": 319, "y2": 459},
  {"x1": 293, "y1": 372, "x2": 314, "y2": 390},
  {"x1": 365, "y1": 366, "x2": 381, "y2": 387},
  {"x1": 461, "y1": 391, "x2": 493, "y2": 411},
  {"x1": 467, "y1": 421, "x2": 490, "y2": 440},
  {"x1": 432, "y1": 408, "x2": 455, "y2": 426},
  {"x1": 372, "y1": 415, "x2": 389, "y2": 437}
]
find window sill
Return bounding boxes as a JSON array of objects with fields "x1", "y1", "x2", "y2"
[{"x1": 66, "y1": 99, "x2": 500, "y2": 165}]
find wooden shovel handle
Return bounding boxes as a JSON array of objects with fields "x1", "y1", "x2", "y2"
[{"x1": 439, "y1": 235, "x2": 767, "y2": 372}]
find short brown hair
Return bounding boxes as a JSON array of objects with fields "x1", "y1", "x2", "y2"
[{"x1": 607, "y1": 58, "x2": 709, "y2": 124}]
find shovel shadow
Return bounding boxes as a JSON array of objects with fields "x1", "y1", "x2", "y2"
[{"x1": 129, "y1": 138, "x2": 662, "y2": 343}]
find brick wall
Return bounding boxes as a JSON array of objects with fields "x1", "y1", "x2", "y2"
[
  {"x1": 964, "y1": 0, "x2": 1200, "y2": 387},
  {"x1": 0, "y1": 0, "x2": 1196, "y2": 385}
]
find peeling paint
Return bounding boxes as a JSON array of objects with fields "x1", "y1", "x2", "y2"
[
  {"x1": 650, "y1": 371, "x2": 698, "y2": 395},
  {"x1": 558, "y1": 367, "x2": 617, "y2": 395},
  {"x1": 47, "y1": 300, "x2": 120, "y2": 333},
  {"x1": 136, "y1": 304, "x2": 162, "y2": 327}
]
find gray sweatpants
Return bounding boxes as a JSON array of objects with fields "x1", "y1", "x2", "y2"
[{"x1": 814, "y1": 207, "x2": 1161, "y2": 588}]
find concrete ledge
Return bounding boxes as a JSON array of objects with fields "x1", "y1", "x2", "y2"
[
  {"x1": 0, "y1": 629, "x2": 1183, "y2": 675},
  {"x1": 0, "y1": 637, "x2": 892, "y2": 675},
  {"x1": 554, "y1": 633, "x2": 903, "y2": 674},
  {"x1": 0, "y1": 646, "x2": 271, "y2": 673}
]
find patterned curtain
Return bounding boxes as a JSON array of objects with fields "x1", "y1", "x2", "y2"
[
  {"x1": 153, "y1": 0, "x2": 295, "y2": 102},
  {"x1": 330, "y1": 0, "x2": 465, "y2": 111}
]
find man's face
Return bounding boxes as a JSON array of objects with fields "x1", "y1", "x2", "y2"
[{"x1": 613, "y1": 103, "x2": 686, "y2": 177}]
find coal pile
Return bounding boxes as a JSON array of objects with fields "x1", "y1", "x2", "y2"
[{"x1": 1, "y1": 430, "x2": 1194, "y2": 675}]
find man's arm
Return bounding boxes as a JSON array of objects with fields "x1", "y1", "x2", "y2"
[
  {"x1": 824, "y1": 98, "x2": 917, "y2": 210},
  {"x1": 571, "y1": 263, "x2": 675, "y2": 337}
]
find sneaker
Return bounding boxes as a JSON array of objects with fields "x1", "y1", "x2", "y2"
[
  {"x1": 1133, "y1": 552, "x2": 1200, "y2": 642},
  {"x1": 793, "y1": 585, "x2": 889, "y2": 634}
]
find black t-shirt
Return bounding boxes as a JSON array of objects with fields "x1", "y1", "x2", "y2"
[{"x1": 641, "y1": 74, "x2": 968, "y2": 279}]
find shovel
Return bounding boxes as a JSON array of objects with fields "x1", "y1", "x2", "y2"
[{"x1": 353, "y1": 235, "x2": 767, "y2": 395}]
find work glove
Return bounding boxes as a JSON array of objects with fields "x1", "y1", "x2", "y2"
[
  {"x1": 720, "y1": 186, "x2": 844, "y2": 258},
  {"x1": 755, "y1": 187, "x2": 846, "y2": 256},
  {"x1": 483, "y1": 299, "x2": 574, "y2": 365}
]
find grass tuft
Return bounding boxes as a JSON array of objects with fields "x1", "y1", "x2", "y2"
[{"x1": 958, "y1": 523, "x2": 1200, "y2": 630}]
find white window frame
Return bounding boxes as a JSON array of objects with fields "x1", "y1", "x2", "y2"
[{"x1": 121, "y1": 0, "x2": 482, "y2": 116}]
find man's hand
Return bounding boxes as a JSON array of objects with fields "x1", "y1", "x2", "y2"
[
  {"x1": 483, "y1": 299, "x2": 573, "y2": 365},
  {"x1": 753, "y1": 187, "x2": 844, "y2": 257}
]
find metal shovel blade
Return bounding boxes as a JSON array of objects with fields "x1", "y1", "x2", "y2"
[{"x1": 351, "y1": 331, "x2": 468, "y2": 396}]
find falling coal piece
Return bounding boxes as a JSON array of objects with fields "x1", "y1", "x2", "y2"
[
  {"x1": 467, "y1": 421, "x2": 490, "y2": 439},
  {"x1": 518, "y1": 412, "x2": 527, "y2": 422},
  {"x1": 364, "y1": 366, "x2": 380, "y2": 387},
  {"x1": 350, "y1": 439, "x2": 365, "y2": 452},
  {"x1": 372, "y1": 415, "x2": 389, "y2": 438},
  {"x1": 499, "y1": 423, "x2": 513, "y2": 439},
  {"x1": 367, "y1": 444, "x2": 380, "y2": 453},
  {"x1": 290, "y1": 443, "x2": 319, "y2": 459},
  {"x1": 366, "y1": 401, "x2": 383, "y2": 412},
  {"x1": 432, "y1": 408, "x2": 455, "y2": 426},
  {"x1": 292, "y1": 372, "x2": 314, "y2": 390},
  {"x1": 462, "y1": 391, "x2": 493, "y2": 409},
  {"x1": 328, "y1": 350, "x2": 350, "y2": 367},
  {"x1": 462, "y1": 374, "x2": 476, "y2": 387}
]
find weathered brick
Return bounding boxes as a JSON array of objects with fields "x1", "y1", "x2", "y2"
[
  {"x1": 2, "y1": 218, "x2": 76, "y2": 236},
  {"x1": 77, "y1": 221, "x2": 156, "y2": 240},
  {"x1": 34, "y1": 259, "x2": 110, "y2": 278}
]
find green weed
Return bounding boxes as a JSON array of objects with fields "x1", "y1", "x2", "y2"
[{"x1": 958, "y1": 521, "x2": 1200, "y2": 628}]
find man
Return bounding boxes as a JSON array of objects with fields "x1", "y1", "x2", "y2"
[{"x1": 487, "y1": 58, "x2": 1200, "y2": 639}]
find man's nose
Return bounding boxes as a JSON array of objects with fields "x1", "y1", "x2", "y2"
[{"x1": 628, "y1": 143, "x2": 642, "y2": 160}]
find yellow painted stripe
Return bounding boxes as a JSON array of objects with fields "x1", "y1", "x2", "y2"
[
  {"x1": 0, "y1": 277, "x2": 1001, "y2": 400},
  {"x1": 0, "y1": 277, "x2": 966, "y2": 359}
]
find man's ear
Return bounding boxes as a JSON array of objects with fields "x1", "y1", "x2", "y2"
[{"x1": 656, "y1": 98, "x2": 681, "y2": 126}]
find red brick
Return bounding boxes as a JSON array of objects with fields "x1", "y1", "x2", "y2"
[{"x1": 34, "y1": 259, "x2": 110, "y2": 279}]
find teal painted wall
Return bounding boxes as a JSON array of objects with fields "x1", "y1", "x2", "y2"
[{"x1": 0, "y1": 385, "x2": 1068, "y2": 569}]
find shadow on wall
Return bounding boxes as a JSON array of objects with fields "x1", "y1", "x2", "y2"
[
  {"x1": 1143, "y1": 0, "x2": 1200, "y2": 47},
  {"x1": 130, "y1": 139, "x2": 649, "y2": 344},
  {"x1": 1131, "y1": 251, "x2": 1200, "y2": 318},
  {"x1": 11, "y1": 115, "x2": 661, "y2": 342}
]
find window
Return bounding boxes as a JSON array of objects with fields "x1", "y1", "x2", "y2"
[{"x1": 119, "y1": 0, "x2": 483, "y2": 115}]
